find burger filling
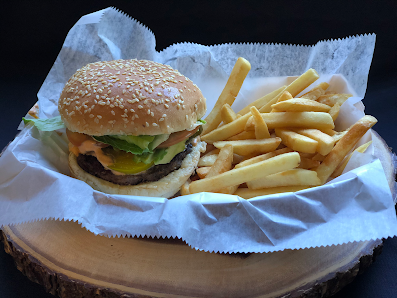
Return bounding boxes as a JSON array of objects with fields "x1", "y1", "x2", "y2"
[{"x1": 66, "y1": 121, "x2": 203, "y2": 185}]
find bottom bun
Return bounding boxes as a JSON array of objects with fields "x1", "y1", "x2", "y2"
[{"x1": 68, "y1": 139, "x2": 206, "y2": 198}]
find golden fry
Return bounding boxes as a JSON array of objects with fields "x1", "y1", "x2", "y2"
[
  {"x1": 251, "y1": 106, "x2": 270, "y2": 139},
  {"x1": 271, "y1": 98, "x2": 331, "y2": 113},
  {"x1": 235, "y1": 147, "x2": 293, "y2": 169},
  {"x1": 247, "y1": 169, "x2": 321, "y2": 189},
  {"x1": 213, "y1": 138, "x2": 281, "y2": 156},
  {"x1": 235, "y1": 185, "x2": 311, "y2": 199},
  {"x1": 245, "y1": 112, "x2": 335, "y2": 131},
  {"x1": 315, "y1": 115, "x2": 377, "y2": 184},
  {"x1": 221, "y1": 104, "x2": 237, "y2": 124},
  {"x1": 203, "y1": 57, "x2": 251, "y2": 134}
]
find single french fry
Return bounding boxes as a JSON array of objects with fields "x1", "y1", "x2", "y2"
[
  {"x1": 189, "y1": 152, "x2": 301, "y2": 194},
  {"x1": 259, "y1": 69, "x2": 320, "y2": 113},
  {"x1": 298, "y1": 157, "x2": 321, "y2": 169},
  {"x1": 275, "y1": 128, "x2": 318, "y2": 154},
  {"x1": 196, "y1": 167, "x2": 211, "y2": 179},
  {"x1": 247, "y1": 169, "x2": 321, "y2": 189},
  {"x1": 290, "y1": 128, "x2": 335, "y2": 155},
  {"x1": 180, "y1": 181, "x2": 191, "y2": 196},
  {"x1": 203, "y1": 57, "x2": 251, "y2": 134},
  {"x1": 213, "y1": 138, "x2": 281, "y2": 156},
  {"x1": 221, "y1": 104, "x2": 237, "y2": 124},
  {"x1": 271, "y1": 98, "x2": 331, "y2": 113},
  {"x1": 245, "y1": 112, "x2": 335, "y2": 131},
  {"x1": 237, "y1": 86, "x2": 286, "y2": 115},
  {"x1": 331, "y1": 141, "x2": 372, "y2": 178},
  {"x1": 235, "y1": 147, "x2": 293, "y2": 169},
  {"x1": 316, "y1": 93, "x2": 351, "y2": 106},
  {"x1": 299, "y1": 82, "x2": 329, "y2": 100},
  {"x1": 226, "y1": 130, "x2": 256, "y2": 141},
  {"x1": 198, "y1": 154, "x2": 219, "y2": 167},
  {"x1": 235, "y1": 185, "x2": 311, "y2": 199},
  {"x1": 329, "y1": 102, "x2": 341, "y2": 121},
  {"x1": 206, "y1": 145, "x2": 233, "y2": 175},
  {"x1": 315, "y1": 115, "x2": 377, "y2": 184},
  {"x1": 201, "y1": 112, "x2": 252, "y2": 143},
  {"x1": 204, "y1": 145, "x2": 236, "y2": 194},
  {"x1": 251, "y1": 106, "x2": 271, "y2": 139}
]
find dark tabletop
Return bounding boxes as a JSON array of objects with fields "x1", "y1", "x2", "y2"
[{"x1": 1, "y1": 1, "x2": 396, "y2": 297}]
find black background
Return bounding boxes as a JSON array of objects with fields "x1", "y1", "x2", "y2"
[{"x1": 1, "y1": 1, "x2": 396, "y2": 297}]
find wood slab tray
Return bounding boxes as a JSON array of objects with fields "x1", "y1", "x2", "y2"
[{"x1": 1, "y1": 132, "x2": 395, "y2": 298}]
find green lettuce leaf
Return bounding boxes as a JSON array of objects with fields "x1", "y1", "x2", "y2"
[
  {"x1": 22, "y1": 116, "x2": 66, "y2": 131},
  {"x1": 93, "y1": 135, "x2": 151, "y2": 155},
  {"x1": 198, "y1": 119, "x2": 207, "y2": 124},
  {"x1": 112, "y1": 135, "x2": 155, "y2": 150}
]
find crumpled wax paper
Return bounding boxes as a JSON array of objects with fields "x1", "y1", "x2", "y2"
[{"x1": 0, "y1": 7, "x2": 396, "y2": 253}]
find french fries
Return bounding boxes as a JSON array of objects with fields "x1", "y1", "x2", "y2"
[
  {"x1": 189, "y1": 152, "x2": 301, "y2": 194},
  {"x1": 191, "y1": 58, "x2": 377, "y2": 199},
  {"x1": 258, "y1": 69, "x2": 320, "y2": 113},
  {"x1": 203, "y1": 57, "x2": 251, "y2": 134}
]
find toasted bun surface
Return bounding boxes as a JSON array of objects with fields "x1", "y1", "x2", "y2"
[
  {"x1": 68, "y1": 140, "x2": 206, "y2": 198},
  {"x1": 59, "y1": 59, "x2": 206, "y2": 136}
]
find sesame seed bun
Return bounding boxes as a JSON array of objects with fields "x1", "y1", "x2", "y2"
[
  {"x1": 68, "y1": 139, "x2": 206, "y2": 198},
  {"x1": 58, "y1": 59, "x2": 206, "y2": 136}
]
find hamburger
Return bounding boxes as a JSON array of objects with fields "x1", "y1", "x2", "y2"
[{"x1": 58, "y1": 59, "x2": 207, "y2": 198}]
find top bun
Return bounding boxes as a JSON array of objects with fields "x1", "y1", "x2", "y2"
[{"x1": 58, "y1": 59, "x2": 206, "y2": 136}]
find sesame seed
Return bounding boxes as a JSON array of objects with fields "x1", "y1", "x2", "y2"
[
  {"x1": 138, "y1": 105, "x2": 143, "y2": 109},
  {"x1": 152, "y1": 123, "x2": 158, "y2": 127},
  {"x1": 89, "y1": 114, "x2": 94, "y2": 118},
  {"x1": 164, "y1": 104, "x2": 169, "y2": 109},
  {"x1": 111, "y1": 110, "x2": 115, "y2": 115},
  {"x1": 159, "y1": 118, "x2": 164, "y2": 122}
]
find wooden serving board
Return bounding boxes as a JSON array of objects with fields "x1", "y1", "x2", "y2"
[{"x1": 1, "y1": 132, "x2": 395, "y2": 298}]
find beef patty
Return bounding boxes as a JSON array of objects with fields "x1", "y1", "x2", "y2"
[{"x1": 76, "y1": 143, "x2": 193, "y2": 186}]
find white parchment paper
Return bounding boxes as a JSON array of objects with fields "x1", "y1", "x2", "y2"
[{"x1": 1, "y1": 7, "x2": 396, "y2": 253}]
